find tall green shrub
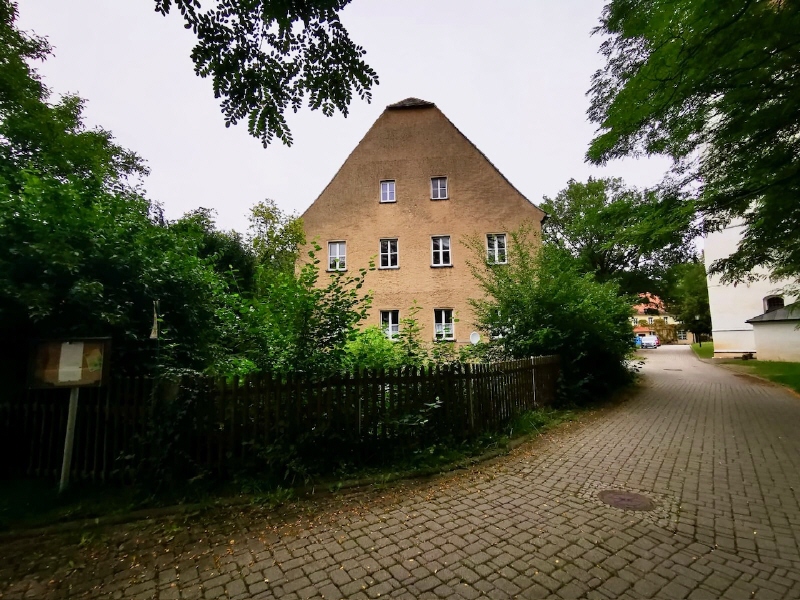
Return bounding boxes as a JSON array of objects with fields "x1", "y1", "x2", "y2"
[{"x1": 469, "y1": 228, "x2": 636, "y2": 402}]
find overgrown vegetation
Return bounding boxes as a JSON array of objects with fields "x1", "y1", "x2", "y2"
[
  {"x1": 0, "y1": 405, "x2": 576, "y2": 531},
  {"x1": 468, "y1": 227, "x2": 637, "y2": 403}
]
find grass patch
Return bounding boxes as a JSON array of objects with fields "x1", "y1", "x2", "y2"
[
  {"x1": 724, "y1": 360, "x2": 800, "y2": 394},
  {"x1": 691, "y1": 342, "x2": 714, "y2": 359}
]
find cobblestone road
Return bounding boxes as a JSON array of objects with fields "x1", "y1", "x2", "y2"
[{"x1": 2, "y1": 346, "x2": 800, "y2": 599}]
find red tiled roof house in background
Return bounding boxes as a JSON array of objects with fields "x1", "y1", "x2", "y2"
[{"x1": 632, "y1": 294, "x2": 691, "y2": 345}]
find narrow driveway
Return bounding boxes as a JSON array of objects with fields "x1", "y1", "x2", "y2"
[{"x1": 2, "y1": 346, "x2": 800, "y2": 599}]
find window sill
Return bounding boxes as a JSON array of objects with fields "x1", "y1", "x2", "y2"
[
  {"x1": 326, "y1": 269, "x2": 348, "y2": 273},
  {"x1": 379, "y1": 200, "x2": 396, "y2": 204},
  {"x1": 378, "y1": 266, "x2": 400, "y2": 270},
  {"x1": 434, "y1": 338, "x2": 456, "y2": 342},
  {"x1": 431, "y1": 264, "x2": 453, "y2": 268},
  {"x1": 430, "y1": 197, "x2": 450, "y2": 201}
]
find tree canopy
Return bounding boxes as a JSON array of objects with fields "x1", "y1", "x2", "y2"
[
  {"x1": 587, "y1": 0, "x2": 800, "y2": 290},
  {"x1": 154, "y1": 0, "x2": 379, "y2": 147},
  {"x1": 661, "y1": 261, "x2": 712, "y2": 337},
  {"x1": 0, "y1": 1, "x2": 374, "y2": 383},
  {"x1": 541, "y1": 177, "x2": 695, "y2": 296}
]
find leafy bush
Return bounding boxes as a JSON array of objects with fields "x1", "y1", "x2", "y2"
[{"x1": 469, "y1": 227, "x2": 636, "y2": 402}]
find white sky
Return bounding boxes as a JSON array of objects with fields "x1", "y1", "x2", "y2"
[{"x1": 16, "y1": 0, "x2": 672, "y2": 234}]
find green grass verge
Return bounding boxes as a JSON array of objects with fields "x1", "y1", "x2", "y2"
[
  {"x1": 0, "y1": 406, "x2": 580, "y2": 532},
  {"x1": 726, "y1": 360, "x2": 800, "y2": 395},
  {"x1": 691, "y1": 342, "x2": 714, "y2": 359}
]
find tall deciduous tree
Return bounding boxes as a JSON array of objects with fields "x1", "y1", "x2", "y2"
[
  {"x1": 662, "y1": 261, "x2": 712, "y2": 337},
  {"x1": 587, "y1": 0, "x2": 800, "y2": 290},
  {"x1": 154, "y1": 0, "x2": 379, "y2": 147},
  {"x1": 541, "y1": 177, "x2": 695, "y2": 296}
]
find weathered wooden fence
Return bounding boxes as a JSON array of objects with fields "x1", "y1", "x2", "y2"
[{"x1": 0, "y1": 356, "x2": 559, "y2": 482}]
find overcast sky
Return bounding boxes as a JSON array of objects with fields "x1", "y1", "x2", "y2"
[{"x1": 17, "y1": 0, "x2": 672, "y2": 234}]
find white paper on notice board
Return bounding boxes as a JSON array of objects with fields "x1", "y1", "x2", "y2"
[{"x1": 58, "y1": 342, "x2": 84, "y2": 382}]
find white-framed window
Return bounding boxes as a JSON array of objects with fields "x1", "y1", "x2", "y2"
[
  {"x1": 648, "y1": 316, "x2": 654, "y2": 325},
  {"x1": 328, "y1": 241, "x2": 346, "y2": 271},
  {"x1": 431, "y1": 235, "x2": 451, "y2": 266},
  {"x1": 677, "y1": 330, "x2": 688, "y2": 340},
  {"x1": 486, "y1": 233, "x2": 507, "y2": 264},
  {"x1": 380, "y1": 238, "x2": 398, "y2": 269},
  {"x1": 381, "y1": 310, "x2": 399, "y2": 339},
  {"x1": 380, "y1": 180, "x2": 396, "y2": 203},
  {"x1": 431, "y1": 177, "x2": 448, "y2": 200},
  {"x1": 434, "y1": 309, "x2": 455, "y2": 340},
  {"x1": 663, "y1": 316, "x2": 669, "y2": 324}
]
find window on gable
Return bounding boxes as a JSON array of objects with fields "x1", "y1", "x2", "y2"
[
  {"x1": 328, "y1": 241, "x2": 346, "y2": 271},
  {"x1": 431, "y1": 236, "x2": 451, "y2": 266},
  {"x1": 431, "y1": 177, "x2": 448, "y2": 200},
  {"x1": 765, "y1": 296, "x2": 784, "y2": 313},
  {"x1": 486, "y1": 233, "x2": 507, "y2": 264},
  {"x1": 434, "y1": 309, "x2": 455, "y2": 340},
  {"x1": 380, "y1": 238, "x2": 399, "y2": 269},
  {"x1": 380, "y1": 180, "x2": 396, "y2": 203},
  {"x1": 381, "y1": 310, "x2": 399, "y2": 339}
]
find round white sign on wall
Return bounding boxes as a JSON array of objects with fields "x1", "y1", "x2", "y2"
[{"x1": 469, "y1": 332, "x2": 481, "y2": 345}]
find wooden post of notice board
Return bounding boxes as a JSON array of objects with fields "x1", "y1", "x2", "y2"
[
  {"x1": 60, "y1": 387, "x2": 80, "y2": 493},
  {"x1": 28, "y1": 338, "x2": 111, "y2": 493}
]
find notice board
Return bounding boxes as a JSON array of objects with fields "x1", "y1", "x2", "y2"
[{"x1": 29, "y1": 338, "x2": 111, "y2": 389}]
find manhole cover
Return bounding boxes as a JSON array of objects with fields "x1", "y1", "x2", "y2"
[{"x1": 597, "y1": 490, "x2": 656, "y2": 511}]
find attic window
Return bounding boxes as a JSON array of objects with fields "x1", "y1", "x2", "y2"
[
  {"x1": 380, "y1": 180, "x2": 395, "y2": 203},
  {"x1": 765, "y1": 296, "x2": 784, "y2": 313},
  {"x1": 431, "y1": 177, "x2": 448, "y2": 200}
]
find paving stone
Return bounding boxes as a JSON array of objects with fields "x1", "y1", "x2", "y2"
[{"x1": 3, "y1": 348, "x2": 800, "y2": 600}]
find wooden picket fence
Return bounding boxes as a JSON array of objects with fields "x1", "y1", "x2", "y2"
[{"x1": 0, "y1": 356, "x2": 559, "y2": 483}]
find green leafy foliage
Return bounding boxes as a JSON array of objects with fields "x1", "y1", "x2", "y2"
[
  {"x1": 662, "y1": 261, "x2": 712, "y2": 336},
  {"x1": 469, "y1": 228, "x2": 636, "y2": 402},
  {"x1": 0, "y1": 3, "x2": 373, "y2": 383},
  {"x1": 153, "y1": 0, "x2": 379, "y2": 147},
  {"x1": 588, "y1": 0, "x2": 800, "y2": 289},
  {"x1": 541, "y1": 177, "x2": 696, "y2": 296}
]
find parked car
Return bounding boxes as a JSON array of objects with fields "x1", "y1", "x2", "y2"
[{"x1": 640, "y1": 335, "x2": 659, "y2": 349}]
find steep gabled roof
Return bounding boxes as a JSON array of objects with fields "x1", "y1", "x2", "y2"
[
  {"x1": 380, "y1": 98, "x2": 544, "y2": 217},
  {"x1": 302, "y1": 97, "x2": 545, "y2": 220}
]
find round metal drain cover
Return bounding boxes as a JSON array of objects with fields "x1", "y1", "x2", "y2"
[{"x1": 597, "y1": 490, "x2": 656, "y2": 511}]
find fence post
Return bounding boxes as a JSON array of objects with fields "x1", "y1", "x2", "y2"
[{"x1": 465, "y1": 363, "x2": 475, "y2": 433}]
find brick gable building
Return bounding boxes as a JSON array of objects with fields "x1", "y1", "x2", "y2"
[{"x1": 301, "y1": 98, "x2": 546, "y2": 344}]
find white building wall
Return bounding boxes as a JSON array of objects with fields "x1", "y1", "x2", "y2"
[
  {"x1": 704, "y1": 223, "x2": 795, "y2": 358},
  {"x1": 751, "y1": 322, "x2": 800, "y2": 362}
]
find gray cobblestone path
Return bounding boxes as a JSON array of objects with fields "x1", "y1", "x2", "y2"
[{"x1": 2, "y1": 346, "x2": 800, "y2": 599}]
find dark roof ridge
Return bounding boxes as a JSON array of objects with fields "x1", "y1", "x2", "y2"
[{"x1": 387, "y1": 97, "x2": 435, "y2": 109}]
